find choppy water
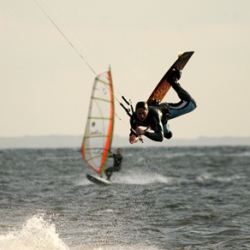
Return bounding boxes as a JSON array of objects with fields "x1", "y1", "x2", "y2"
[{"x1": 0, "y1": 146, "x2": 250, "y2": 250}]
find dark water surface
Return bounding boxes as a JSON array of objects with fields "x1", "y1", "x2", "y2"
[{"x1": 0, "y1": 146, "x2": 250, "y2": 250}]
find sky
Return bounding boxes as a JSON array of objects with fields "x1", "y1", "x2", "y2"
[{"x1": 0, "y1": 0, "x2": 250, "y2": 139}]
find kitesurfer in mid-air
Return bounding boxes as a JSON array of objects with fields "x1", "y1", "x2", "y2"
[
  {"x1": 129, "y1": 68, "x2": 197, "y2": 144},
  {"x1": 104, "y1": 148, "x2": 123, "y2": 180}
]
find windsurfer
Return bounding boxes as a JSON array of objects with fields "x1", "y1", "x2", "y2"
[
  {"x1": 104, "y1": 148, "x2": 123, "y2": 180},
  {"x1": 129, "y1": 68, "x2": 197, "y2": 144}
]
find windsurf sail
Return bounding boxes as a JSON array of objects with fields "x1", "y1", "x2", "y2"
[{"x1": 81, "y1": 68, "x2": 115, "y2": 176}]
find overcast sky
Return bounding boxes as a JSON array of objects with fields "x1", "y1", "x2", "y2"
[{"x1": 0, "y1": 0, "x2": 250, "y2": 139}]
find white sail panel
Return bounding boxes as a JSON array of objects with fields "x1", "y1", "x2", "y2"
[{"x1": 81, "y1": 70, "x2": 114, "y2": 175}]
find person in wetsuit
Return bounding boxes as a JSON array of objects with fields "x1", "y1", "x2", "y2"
[
  {"x1": 104, "y1": 148, "x2": 123, "y2": 180},
  {"x1": 129, "y1": 68, "x2": 197, "y2": 144}
]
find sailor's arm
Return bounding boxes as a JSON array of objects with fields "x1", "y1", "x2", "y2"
[
  {"x1": 132, "y1": 125, "x2": 164, "y2": 142},
  {"x1": 144, "y1": 130, "x2": 163, "y2": 142},
  {"x1": 144, "y1": 115, "x2": 164, "y2": 142}
]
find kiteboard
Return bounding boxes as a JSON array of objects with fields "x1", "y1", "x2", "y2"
[
  {"x1": 86, "y1": 174, "x2": 111, "y2": 186},
  {"x1": 147, "y1": 51, "x2": 194, "y2": 105}
]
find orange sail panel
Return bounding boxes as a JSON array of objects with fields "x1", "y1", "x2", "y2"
[{"x1": 81, "y1": 69, "x2": 115, "y2": 175}]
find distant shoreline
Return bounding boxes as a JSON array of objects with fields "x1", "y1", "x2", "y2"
[{"x1": 0, "y1": 135, "x2": 249, "y2": 149}]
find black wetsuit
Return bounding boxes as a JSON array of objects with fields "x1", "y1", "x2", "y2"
[
  {"x1": 130, "y1": 106, "x2": 165, "y2": 142},
  {"x1": 104, "y1": 153, "x2": 123, "y2": 180},
  {"x1": 130, "y1": 82, "x2": 197, "y2": 142}
]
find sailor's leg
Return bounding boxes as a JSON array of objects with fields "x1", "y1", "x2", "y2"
[
  {"x1": 161, "y1": 99, "x2": 196, "y2": 139},
  {"x1": 161, "y1": 80, "x2": 197, "y2": 120},
  {"x1": 169, "y1": 81, "x2": 196, "y2": 105},
  {"x1": 165, "y1": 68, "x2": 197, "y2": 119},
  {"x1": 167, "y1": 67, "x2": 196, "y2": 104},
  {"x1": 167, "y1": 100, "x2": 196, "y2": 119},
  {"x1": 104, "y1": 167, "x2": 113, "y2": 180}
]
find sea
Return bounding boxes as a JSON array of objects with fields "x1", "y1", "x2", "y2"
[{"x1": 0, "y1": 146, "x2": 250, "y2": 250}]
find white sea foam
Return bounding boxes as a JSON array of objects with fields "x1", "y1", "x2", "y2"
[{"x1": 0, "y1": 214, "x2": 69, "y2": 250}]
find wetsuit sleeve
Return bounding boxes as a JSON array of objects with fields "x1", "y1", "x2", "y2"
[
  {"x1": 144, "y1": 130, "x2": 164, "y2": 142},
  {"x1": 144, "y1": 131, "x2": 163, "y2": 141},
  {"x1": 144, "y1": 113, "x2": 164, "y2": 142}
]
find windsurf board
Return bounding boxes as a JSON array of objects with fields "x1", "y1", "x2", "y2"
[{"x1": 86, "y1": 174, "x2": 111, "y2": 186}]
